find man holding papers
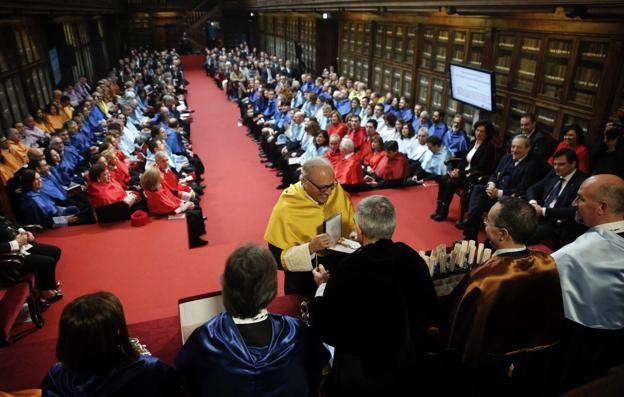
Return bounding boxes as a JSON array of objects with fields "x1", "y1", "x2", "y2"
[{"x1": 264, "y1": 157, "x2": 355, "y2": 295}]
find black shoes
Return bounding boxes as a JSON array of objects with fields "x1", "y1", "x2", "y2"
[
  {"x1": 276, "y1": 183, "x2": 288, "y2": 190},
  {"x1": 433, "y1": 213, "x2": 448, "y2": 222},
  {"x1": 455, "y1": 220, "x2": 467, "y2": 230},
  {"x1": 190, "y1": 238, "x2": 209, "y2": 248}
]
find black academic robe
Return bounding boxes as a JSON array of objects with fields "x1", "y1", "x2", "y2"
[{"x1": 309, "y1": 239, "x2": 438, "y2": 396}]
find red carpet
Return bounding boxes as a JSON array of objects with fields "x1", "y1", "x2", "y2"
[{"x1": 0, "y1": 69, "x2": 470, "y2": 392}]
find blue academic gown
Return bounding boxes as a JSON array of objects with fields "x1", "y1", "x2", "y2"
[
  {"x1": 176, "y1": 312, "x2": 329, "y2": 397},
  {"x1": 20, "y1": 191, "x2": 60, "y2": 226},
  {"x1": 87, "y1": 106, "x2": 105, "y2": 132},
  {"x1": 399, "y1": 108, "x2": 414, "y2": 124},
  {"x1": 429, "y1": 122, "x2": 449, "y2": 140},
  {"x1": 443, "y1": 130, "x2": 469, "y2": 156},
  {"x1": 41, "y1": 174, "x2": 68, "y2": 203},
  {"x1": 50, "y1": 166, "x2": 72, "y2": 187},
  {"x1": 42, "y1": 355, "x2": 183, "y2": 397},
  {"x1": 334, "y1": 98, "x2": 352, "y2": 117},
  {"x1": 166, "y1": 128, "x2": 186, "y2": 154},
  {"x1": 412, "y1": 118, "x2": 431, "y2": 133}
]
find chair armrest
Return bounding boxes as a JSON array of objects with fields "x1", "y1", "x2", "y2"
[
  {"x1": 21, "y1": 225, "x2": 43, "y2": 233},
  {"x1": 0, "y1": 252, "x2": 23, "y2": 261},
  {"x1": 444, "y1": 157, "x2": 462, "y2": 167}
]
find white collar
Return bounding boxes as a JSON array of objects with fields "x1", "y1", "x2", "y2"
[
  {"x1": 493, "y1": 245, "x2": 527, "y2": 257},
  {"x1": 232, "y1": 309, "x2": 269, "y2": 324},
  {"x1": 513, "y1": 154, "x2": 528, "y2": 164},
  {"x1": 343, "y1": 152, "x2": 354, "y2": 160},
  {"x1": 595, "y1": 220, "x2": 624, "y2": 233}
]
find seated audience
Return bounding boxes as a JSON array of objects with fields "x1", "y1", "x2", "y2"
[
  {"x1": 442, "y1": 114, "x2": 468, "y2": 157},
  {"x1": 364, "y1": 140, "x2": 410, "y2": 189},
  {"x1": 0, "y1": 135, "x2": 27, "y2": 184},
  {"x1": 527, "y1": 148, "x2": 587, "y2": 247},
  {"x1": 428, "y1": 110, "x2": 448, "y2": 140},
  {"x1": 324, "y1": 133, "x2": 342, "y2": 167},
  {"x1": 552, "y1": 174, "x2": 624, "y2": 392},
  {"x1": 334, "y1": 137, "x2": 364, "y2": 191},
  {"x1": 432, "y1": 120, "x2": 496, "y2": 221},
  {"x1": 43, "y1": 102, "x2": 68, "y2": 131},
  {"x1": 446, "y1": 197, "x2": 564, "y2": 396},
  {"x1": 327, "y1": 110, "x2": 347, "y2": 138},
  {"x1": 410, "y1": 135, "x2": 451, "y2": 181},
  {"x1": 458, "y1": 135, "x2": 541, "y2": 242},
  {"x1": 140, "y1": 166, "x2": 207, "y2": 248},
  {"x1": 86, "y1": 163, "x2": 141, "y2": 223},
  {"x1": 176, "y1": 244, "x2": 329, "y2": 396},
  {"x1": 309, "y1": 195, "x2": 438, "y2": 396},
  {"x1": 548, "y1": 124, "x2": 589, "y2": 173},
  {"x1": 42, "y1": 291, "x2": 186, "y2": 396}
]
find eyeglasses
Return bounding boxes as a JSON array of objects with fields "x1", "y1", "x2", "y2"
[
  {"x1": 303, "y1": 177, "x2": 337, "y2": 193},
  {"x1": 483, "y1": 218, "x2": 505, "y2": 230}
]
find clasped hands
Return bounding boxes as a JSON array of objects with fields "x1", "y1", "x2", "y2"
[{"x1": 16, "y1": 231, "x2": 35, "y2": 247}]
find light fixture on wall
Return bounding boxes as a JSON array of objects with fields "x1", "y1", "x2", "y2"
[
  {"x1": 249, "y1": 12, "x2": 254, "y2": 17},
  {"x1": 322, "y1": 12, "x2": 329, "y2": 19}
]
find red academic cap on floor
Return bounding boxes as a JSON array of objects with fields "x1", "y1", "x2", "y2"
[{"x1": 130, "y1": 210, "x2": 150, "y2": 227}]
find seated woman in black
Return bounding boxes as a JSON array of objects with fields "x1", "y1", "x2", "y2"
[
  {"x1": 431, "y1": 119, "x2": 496, "y2": 221},
  {"x1": 42, "y1": 291, "x2": 186, "y2": 396},
  {"x1": 0, "y1": 216, "x2": 63, "y2": 304}
]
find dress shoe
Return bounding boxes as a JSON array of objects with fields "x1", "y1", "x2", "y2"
[
  {"x1": 198, "y1": 183, "x2": 207, "y2": 189},
  {"x1": 433, "y1": 213, "x2": 448, "y2": 222},
  {"x1": 455, "y1": 220, "x2": 467, "y2": 230},
  {"x1": 265, "y1": 163, "x2": 275, "y2": 169},
  {"x1": 190, "y1": 238, "x2": 209, "y2": 248},
  {"x1": 276, "y1": 171, "x2": 284, "y2": 177},
  {"x1": 202, "y1": 216, "x2": 207, "y2": 220},
  {"x1": 43, "y1": 290, "x2": 63, "y2": 303},
  {"x1": 276, "y1": 183, "x2": 289, "y2": 190},
  {"x1": 260, "y1": 158, "x2": 270, "y2": 163}
]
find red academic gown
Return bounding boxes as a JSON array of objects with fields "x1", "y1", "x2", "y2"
[
  {"x1": 357, "y1": 139, "x2": 377, "y2": 165},
  {"x1": 347, "y1": 127, "x2": 366, "y2": 151},
  {"x1": 110, "y1": 164, "x2": 130, "y2": 189},
  {"x1": 161, "y1": 169, "x2": 191, "y2": 196},
  {"x1": 335, "y1": 155, "x2": 364, "y2": 185},
  {"x1": 368, "y1": 151, "x2": 385, "y2": 169},
  {"x1": 86, "y1": 180, "x2": 128, "y2": 208},
  {"x1": 327, "y1": 123, "x2": 348, "y2": 138},
  {"x1": 374, "y1": 153, "x2": 410, "y2": 180},
  {"x1": 144, "y1": 187, "x2": 181, "y2": 214},
  {"x1": 325, "y1": 149, "x2": 342, "y2": 167}
]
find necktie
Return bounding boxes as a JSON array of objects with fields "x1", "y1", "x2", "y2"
[{"x1": 544, "y1": 177, "x2": 564, "y2": 208}]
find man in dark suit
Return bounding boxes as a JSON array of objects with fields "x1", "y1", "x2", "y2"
[
  {"x1": 526, "y1": 148, "x2": 587, "y2": 247},
  {"x1": 512, "y1": 113, "x2": 556, "y2": 165},
  {"x1": 258, "y1": 62, "x2": 276, "y2": 88},
  {"x1": 309, "y1": 195, "x2": 438, "y2": 396},
  {"x1": 281, "y1": 60, "x2": 298, "y2": 79},
  {"x1": 458, "y1": 134, "x2": 541, "y2": 241}
]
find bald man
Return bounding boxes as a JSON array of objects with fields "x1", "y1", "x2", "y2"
[
  {"x1": 551, "y1": 174, "x2": 624, "y2": 390},
  {"x1": 264, "y1": 157, "x2": 356, "y2": 295}
]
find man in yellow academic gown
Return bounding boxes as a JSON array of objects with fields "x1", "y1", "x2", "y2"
[{"x1": 265, "y1": 156, "x2": 356, "y2": 295}]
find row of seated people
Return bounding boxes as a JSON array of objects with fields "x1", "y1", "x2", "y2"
[
  {"x1": 38, "y1": 184, "x2": 624, "y2": 396},
  {"x1": 2, "y1": 49, "x2": 208, "y2": 242}
]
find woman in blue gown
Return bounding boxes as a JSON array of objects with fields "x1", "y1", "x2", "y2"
[{"x1": 42, "y1": 291, "x2": 187, "y2": 397}]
